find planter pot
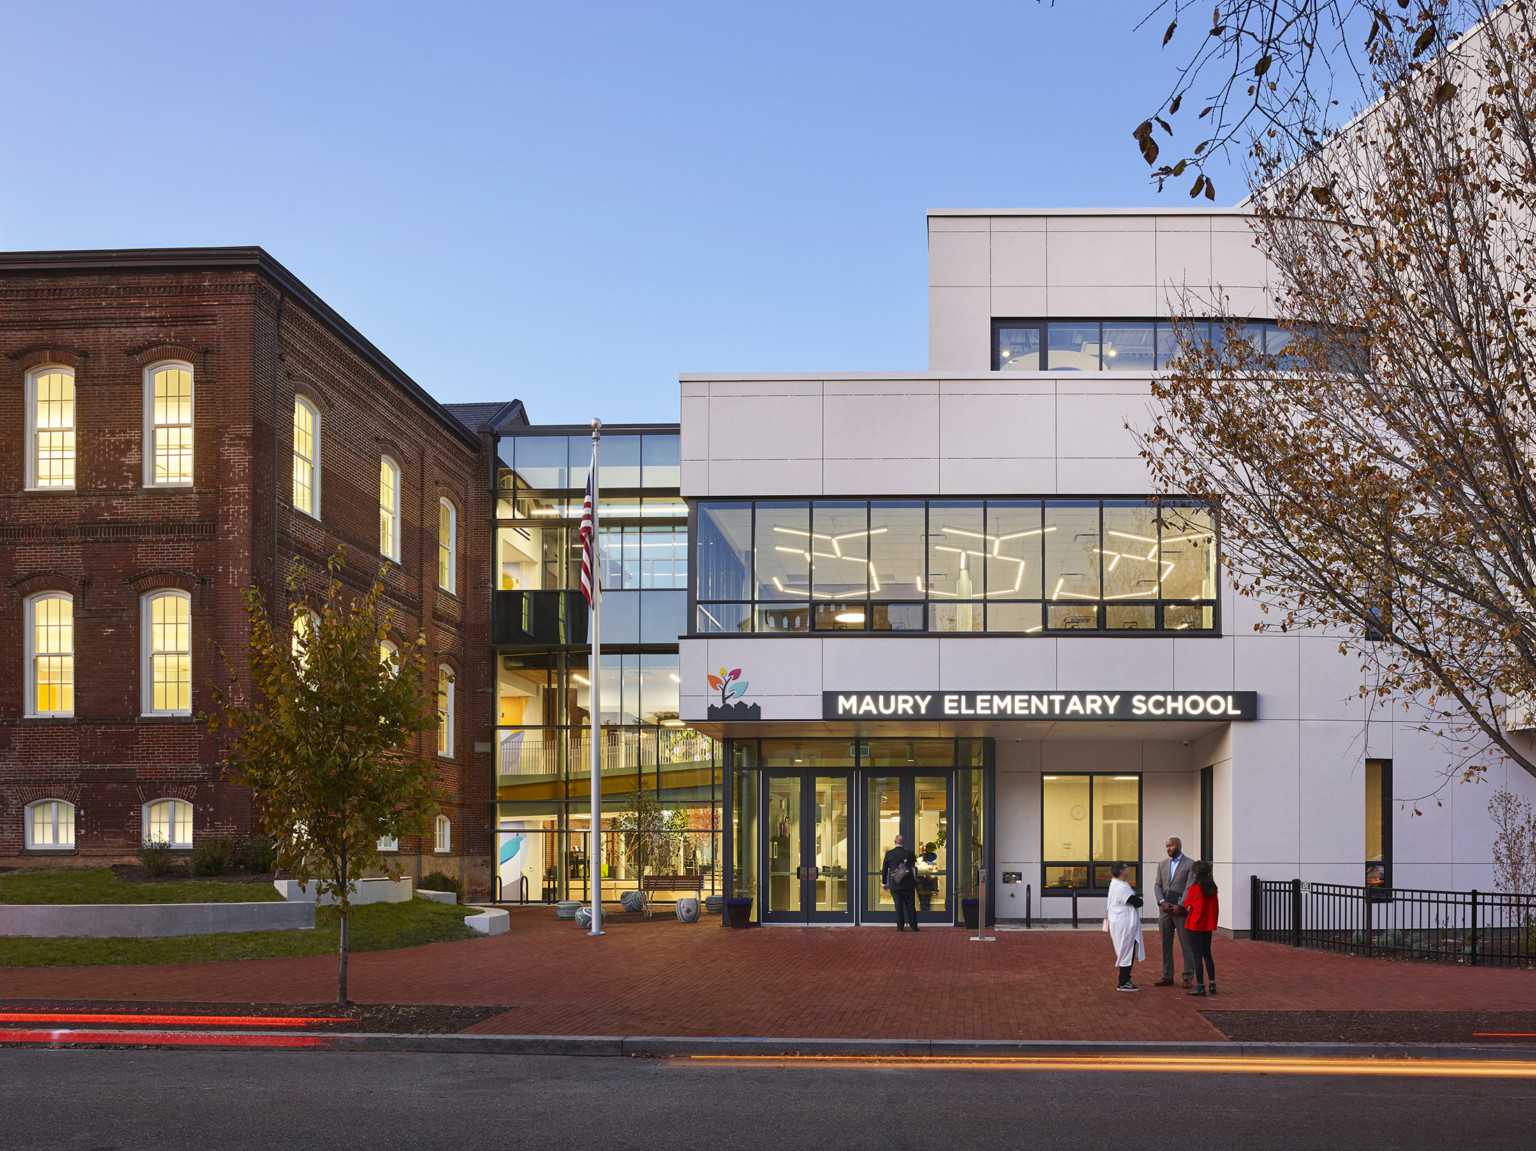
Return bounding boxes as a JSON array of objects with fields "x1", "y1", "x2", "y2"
[
  {"x1": 619, "y1": 890, "x2": 645, "y2": 913},
  {"x1": 726, "y1": 897, "x2": 753, "y2": 929},
  {"x1": 704, "y1": 895, "x2": 725, "y2": 915},
  {"x1": 555, "y1": 900, "x2": 581, "y2": 920},
  {"x1": 675, "y1": 896, "x2": 700, "y2": 923},
  {"x1": 961, "y1": 899, "x2": 979, "y2": 931},
  {"x1": 574, "y1": 904, "x2": 604, "y2": 930}
]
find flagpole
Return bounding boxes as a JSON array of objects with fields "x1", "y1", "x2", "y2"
[{"x1": 587, "y1": 419, "x2": 604, "y2": 936}]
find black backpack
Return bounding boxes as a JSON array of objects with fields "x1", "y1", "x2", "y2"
[{"x1": 888, "y1": 856, "x2": 913, "y2": 890}]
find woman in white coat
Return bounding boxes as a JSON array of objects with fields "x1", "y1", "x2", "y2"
[{"x1": 1106, "y1": 861, "x2": 1146, "y2": 991}]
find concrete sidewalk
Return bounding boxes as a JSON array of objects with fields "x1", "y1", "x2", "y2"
[{"x1": 4, "y1": 910, "x2": 1535, "y2": 1042}]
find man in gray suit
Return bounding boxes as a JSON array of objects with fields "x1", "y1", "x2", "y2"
[{"x1": 1153, "y1": 836, "x2": 1196, "y2": 988}]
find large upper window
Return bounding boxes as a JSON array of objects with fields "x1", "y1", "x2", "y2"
[
  {"x1": 993, "y1": 318, "x2": 1292, "y2": 372},
  {"x1": 292, "y1": 398, "x2": 320, "y2": 517},
  {"x1": 437, "y1": 665, "x2": 454, "y2": 756},
  {"x1": 694, "y1": 499, "x2": 1217, "y2": 635},
  {"x1": 438, "y1": 498, "x2": 457, "y2": 593},
  {"x1": 145, "y1": 362, "x2": 194, "y2": 485},
  {"x1": 25, "y1": 366, "x2": 76, "y2": 489},
  {"x1": 380, "y1": 457, "x2": 401, "y2": 562},
  {"x1": 26, "y1": 799, "x2": 75, "y2": 850},
  {"x1": 1042, "y1": 773, "x2": 1141, "y2": 893},
  {"x1": 142, "y1": 591, "x2": 192, "y2": 715},
  {"x1": 25, "y1": 593, "x2": 74, "y2": 716},
  {"x1": 498, "y1": 431, "x2": 681, "y2": 495},
  {"x1": 143, "y1": 798, "x2": 193, "y2": 848}
]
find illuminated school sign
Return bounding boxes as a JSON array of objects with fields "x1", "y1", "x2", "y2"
[{"x1": 822, "y1": 691, "x2": 1258, "y2": 721}]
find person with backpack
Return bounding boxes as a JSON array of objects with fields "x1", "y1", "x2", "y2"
[
  {"x1": 881, "y1": 834, "x2": 920, "y2": 932},
  {"x1": 1181, "y1": 861, "x2": 1219, "y2": 996}
]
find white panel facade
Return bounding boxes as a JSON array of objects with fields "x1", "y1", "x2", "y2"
[{"x1": 677, "y1": 207, "x2": 1536, "y2": 934}]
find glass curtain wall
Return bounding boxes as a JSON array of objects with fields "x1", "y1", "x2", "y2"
[
  {"x1": 696, "y1": 499, "x2": 1217, "y2": 635},
  {"x1": 495, "y1": 428, "x2": 721, "y2": 904}
]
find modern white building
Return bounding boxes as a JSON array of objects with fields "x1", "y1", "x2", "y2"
[{"x1": 677, "y1": 208, "x2": 1536, "y2": 932}]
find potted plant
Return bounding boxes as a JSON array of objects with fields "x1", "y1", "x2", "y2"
[
  {"x1": 725, "y1": 896, "x2": 753, "y2": 928},
  {"x1": 959, "y1": 866, "x2": 980, "y2": 930}
]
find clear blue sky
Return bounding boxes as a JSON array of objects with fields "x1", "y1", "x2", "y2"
[{"x1": 1, "y1": 1, "x2": 1245, "y2": 424}]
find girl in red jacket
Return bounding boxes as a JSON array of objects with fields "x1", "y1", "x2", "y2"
[{"x1": 1182, "y1": 861, "x2": 1219, "y2": 996}]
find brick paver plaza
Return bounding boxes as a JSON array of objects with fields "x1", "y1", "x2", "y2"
[{"x1": 6, "y1": 911, "x2": 1536, "y2": 1041}]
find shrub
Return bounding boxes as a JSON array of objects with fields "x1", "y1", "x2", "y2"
[
  {"x1": 419, "y1": 870, "x2": 462, "y2": 897},
  {"x1": 139, "y1": 839, "x2": 175, "y2": 878},
  {"x1": 190, "y1": 836, "x2": 231, "y2": 877},
  {"x1": 240, "y1": 836, "x2": 276, "y2": 873}
]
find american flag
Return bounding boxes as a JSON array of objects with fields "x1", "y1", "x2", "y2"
[{"x1": 579, "y1": 464, "x2": 598, "y2": 606}]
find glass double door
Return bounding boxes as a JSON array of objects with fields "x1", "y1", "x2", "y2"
[
  {"x1": 763, "y1": 774, "x2": 852, "y2": 923},
  {"x1": 759, "y1": 771, "x2": 952, "y2": 924},
  {"x1": 865, "y1": 775, "x2": 951, "y2": 924}
]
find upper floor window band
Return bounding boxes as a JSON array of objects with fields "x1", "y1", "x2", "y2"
[
  {"x1": 694, "y1": 498, "x2": 1218, "y2": 636},
  {"x1": 993, "y1": 318, "x2": 1293, "y2": 373}
]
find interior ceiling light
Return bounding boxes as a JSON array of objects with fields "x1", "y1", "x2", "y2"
[
  {"x1": 571, "y1": 673, "x2": 591, "y2": 685},
  {"x1": 834, "y1": 610, "x2": 865, "y2": 624}
]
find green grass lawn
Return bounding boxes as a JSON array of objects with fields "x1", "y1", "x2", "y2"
[
  {"x1": 0, "y1": 897, "x2": 480, "y2": 968},
  {"x1": 0, "y1": 867, "x2": 285, "y2": 905}
]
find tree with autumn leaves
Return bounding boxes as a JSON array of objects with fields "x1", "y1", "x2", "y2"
[
  {"x1": 1140, "y1": 1, "x2": 1536, "y2": 783},
  {"x1": 210, "y1": 552, "x2": 442, "y2": 1003}
]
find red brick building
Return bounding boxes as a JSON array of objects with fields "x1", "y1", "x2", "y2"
[{"x1": 0, "y1": 248, "x2": 523, "y2": 896}]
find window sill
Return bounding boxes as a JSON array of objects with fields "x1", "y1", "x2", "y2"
[
  {"x1": 138, "y1": 713, "x2": 194, "y2": 723},
  {"x1": 22, "y1": 487, "x2": 78, "y2": 494},
  {"x1": 139, "y1": 483, "x2": 196, "y2": 493},
  {"x1": 20, "y1": 847, "x2": 78, "y2": 856}
]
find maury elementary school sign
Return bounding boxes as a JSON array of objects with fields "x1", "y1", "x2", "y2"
[{"x1": 822, "y1": 691, "x2": 1258, "y2": 721}]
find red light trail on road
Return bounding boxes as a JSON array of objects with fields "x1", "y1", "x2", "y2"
[{"x1": 0, "y1": 1013, "x2": 349, "y2": 1028}]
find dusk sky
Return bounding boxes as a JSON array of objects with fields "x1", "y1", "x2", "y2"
[{"x1": 2, "y1": 1, "x2": 1252, "y2": 424}]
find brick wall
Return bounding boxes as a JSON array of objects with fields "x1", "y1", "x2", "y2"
[{"x1": 0, "y1": 253, "x2": 497, "y2": 896}]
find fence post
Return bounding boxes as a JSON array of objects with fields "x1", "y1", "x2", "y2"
[
  {"x1": 1291, "y1": 878, "x2": 1303, "y2": 948},
  {"x1": 1470, "y1": 889, "x2": 1479, "y2": 967},
  {"x1": 1250, "y1": 875, "x2": 1261, "y2": 939}
]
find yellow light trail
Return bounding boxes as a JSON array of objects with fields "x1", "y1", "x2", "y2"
[{"x1": 681, "y1": 1054, "x2": 1536, "y2": 1079}]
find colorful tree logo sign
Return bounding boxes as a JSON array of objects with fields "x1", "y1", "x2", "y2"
[{"x1": 709, "y1": 667, "x2": 748, "y2": 707}]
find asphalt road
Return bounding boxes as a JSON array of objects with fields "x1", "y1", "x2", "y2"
[{"x1": 2, "y1": 1049, "x2": 1533, "y2": 1150}]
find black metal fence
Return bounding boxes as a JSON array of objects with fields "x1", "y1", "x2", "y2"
[{"x1": 1251, "y1": 876, "x2": 1536, "y2": 968}]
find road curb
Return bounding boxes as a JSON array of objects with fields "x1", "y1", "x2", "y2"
[{"x1": 5, "y1": 1029, "x2": 1535, "y2": 1061}]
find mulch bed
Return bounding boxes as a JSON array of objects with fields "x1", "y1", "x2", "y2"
[
  {"x1": 1204, "y1": 1010, "x2": 1536, "y2": 1045},
  {"x1": 0, "y1": 999, "x2": 509, "y2": 1034}
]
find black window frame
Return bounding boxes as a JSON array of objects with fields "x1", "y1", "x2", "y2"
[
  {"x1": 991, "y1": 317, "x2": 1292, "y2": 372},
  {"x1": 688, "y1": 496, "x2": 1221, "y2": 638},
  {"x1": 1040, "y1": 772, "x2": 1144, "y2": 895}
]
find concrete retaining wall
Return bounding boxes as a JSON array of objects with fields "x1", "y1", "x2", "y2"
[
  {"x1": 0, "y1": 901, "x2": 316, "y2": 938},
  {"x1": 274, "y1": 877, "x2": 413, "y2": 905}
]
